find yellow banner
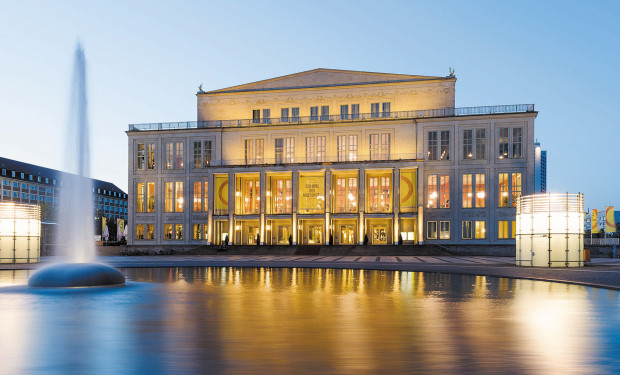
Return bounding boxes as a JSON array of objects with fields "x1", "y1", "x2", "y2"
[
  {"x1": 606, "y1": 206, "x2": 616, "y2": 233},
  {"x1": 214, "y1": 175, "x2": 229, "y2": 212},
  {"x1": 591, "y1": 209, "x2": 599, "y2": 233},
  {"x1": 298, "y1": 175, "x2": 325, "y2": 214},
  {"x1": 400, "y1": 170, "x2": 417, "y2": 212}
]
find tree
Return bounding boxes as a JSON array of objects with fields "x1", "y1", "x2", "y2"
[{"x1": 38, "y1": 201, "x2": 56, "y2": 223}]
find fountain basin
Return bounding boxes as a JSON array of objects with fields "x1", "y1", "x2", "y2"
[{"x1": 28, "y1": 262, "x2": 125, "y2": 288}]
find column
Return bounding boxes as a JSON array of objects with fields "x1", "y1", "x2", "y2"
[
  {"x1": 394, "y1": 168, "x2": 399, "y2": 245},
  {"x1": 228, "y1": 171, "x2": 234, "y2": 245},
  {"x1": 358, "y1": 168, "x2": 365, "y2": 245},
  {"x1": 292, "y1": 169, "x2": 297, "y2": 245},
  {"x1": 325, "y1": 169, "x2": 331, "y2": 245},
  {"x1": 259, "y1": 171, "x2": 265, "y2": 245}
]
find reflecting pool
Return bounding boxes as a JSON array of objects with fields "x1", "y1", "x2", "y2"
[{"x1": 1, "y1": 268, "x2": 620, "y2": 374}]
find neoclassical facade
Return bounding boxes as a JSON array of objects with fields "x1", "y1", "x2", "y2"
[{"x1": 127, "y1": 69, "x2": 536, "y2": 247}]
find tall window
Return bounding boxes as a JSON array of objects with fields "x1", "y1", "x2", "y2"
[
  {"x1": 193, "y1": 140, "x2": 212, "y2": 168},
  {"x1": 427, "y1": 174, "x2": 449, "y2": 208},
  {"x1": 475, "y1": 221, "x2": 486, "y2": 239},
  {"x1": 367, "y1": 174, "x2": 392, "y2": 213},
  {"x1": 193, "y1": 224, "x2": 203, "y2": 240},
  {"x1": 498, "y1": 127, "x2": 523, "y2": 159},
  {"x1": 381, "y1": 102, "x2": 391, "y2": 117},
  {"x1": 281, "y1": 108, "x2": 289, "y2": 122},
  {"x1": 463, "y1": 129, "x2": 486, "y2": 160},
  {"x1": 237, "y1": 176, "x2": 260, "y2": 215},
  {"x1": 164, "y1": 224, "x2": 183, "y2": 240},
  {"x1": 462, "y1": 174, "x2": 473, "y2": 208},
  {"x1": 165, "y1": 141, "x2": 183, "y2": 170},
  {"x1": 305, "y1": 136, "x2": 326, "y2": 162},
  {"x1": 427, "y1": 221, "x2": 437, "y2": 239},
  {"x1": 440, "y1": 175, "x2": 450, "y2": 208},
  {"x1": 320, "y1": 106, "x2": 329, "y2": 121},
  {"x1": 291, "y1": 107, "x2": 300, "y2": 122},
  {"x1": 136, "y1": 182, "x2": 145, "y2": 212},
  {"x1": 428, "y1": 131, "x2": 450, "y2": 161},
  {"x1": 275, "y1": 137, "x2": 294, "y2": 164},
  {"x1": 165, "y1": 181, "x2": 183, "y2": 212},
  {"x1": 337, "y1": 135, "x2": 358, "y2": 161},
  {"x1": 498, "y1": 172, "x2": 521, "y2": 207},
  {"x1": 440, "y1": 221, "x2": 450, "y2": 239},
  {"x1": 262, "y1": 109, "x2": 271, "y2": 124},
  {"x1": 252, "y1": 109, "x2": 260, "y2": 124},
  {"x1": 136, "y1": 224, "x2": 144, "y2": 240},
  {"x1": 369, "y1": 133, "x2": 390, "y2": 160},
  {"x1": 193, "y1": 181, "x2": 208, "y2": 212},
  {"x1": 498, "y1": 220, "x2": 510, "y2": 239},
  {"x1": 269, "y1": 176, "x2": 292, "y2": 214},
  {"x1": 371, "y1": 103, "x2": 380, "y2": 118},
  {"x1": 340, "y1": 105, "x2": 349, "y2": 120},
  {"x1": 334, "y1": 176, "x2": 357, "y2": 213},
  {"x1": 137, "y1": 143, "x2": 154, "y2": 171},
  {"x1": 351, "y1": 104, "x2": 360, "y2": 119},
  {"x1": 310, "y1": 106, "x2": 318, "y2": 121},
  {"x1": 462, "y1": 173, "x2": 485, "y2": 208},
  {"x1": 462, "y1": 221, "x2": 473, "y2": 239},
  {"x1": 245, "y1": 139, "x2": 264, "y2": 164}
]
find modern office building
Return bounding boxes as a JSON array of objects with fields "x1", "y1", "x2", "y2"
[
  {"x1": 534, "y1": 141, "x2": 547, "y2": 193},
  {"x1": 127, "y1": 69, "x2": 536, "y2": 250},
  {"x1": 0, "y1": 156, "x2": 128, "y2": 223}
]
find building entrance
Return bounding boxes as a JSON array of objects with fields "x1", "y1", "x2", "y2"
[
  {"x1": 299, "y1": 219, "x2": 325, "y2": 245},
  {"x1": 372, "y1": 225, "x2": 388, "y2": 244},
  {"x1": 340, "y1": 225, "x2": 355, "y2": 244}
]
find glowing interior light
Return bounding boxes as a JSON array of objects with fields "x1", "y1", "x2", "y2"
[
  {"x1": 266, "y1": 225, "x2": 271, "y2": 230},
  {"x1": 477, "y1": 192, "x2": 486, "y2": 199},
  {"x1": 430, "y1": 192, "x2": 438, "y2": 199},
  {"x1": 235, "y1": 225, "x2": 240, "y2": 230},
  {"x1": 236, "y1": 191, "x2": 240, "y2": 197}
]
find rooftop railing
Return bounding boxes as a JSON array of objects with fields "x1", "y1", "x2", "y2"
[{"x1": 128, "y1": 104, "x2": 535, "y2": 131}]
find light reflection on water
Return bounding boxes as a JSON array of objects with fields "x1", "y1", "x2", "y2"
[{"x1": 1, "y1": 268, "x2": 619, "y2": 374}]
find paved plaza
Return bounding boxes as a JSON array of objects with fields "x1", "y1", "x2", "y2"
[{"x1": 4, "y1": 255, "x2": 620, "y2": 291}]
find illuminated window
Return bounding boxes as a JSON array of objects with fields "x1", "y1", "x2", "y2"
[
  {"x1": 427, "y1": 175, "x2": 438, "y2": 208},
  {"x1": 298, "y1": 174, "x2": 325, "y2": 214},
  {"x1": 475, "y1": 221, "x2": 486, "y2": 239},
  {"x1": 462, "y1": 174, "x2": 472, "y2": 208},
  {"x1": 175, "y1": 224, "x2": 183, "y2": 240},
  {"x1": 245, "y1": 139, "x2": 264, "y2": 165},
  {"x1": 369, "y1": 133, "x2": 390, "y2": 160},
  {"x1": 512, "y1": 221, "x2": 516, "y2": 239},
  {"x1": 165, "y1": 181, "x2": 183, "y2": 213},
  {"x1": 498, "y1": 127, "x2": 523, "y2": 159},
  {"x1": 462, "y1": 221, "x2": 472, "y2": 239},
  {"x1": 275, "y1": 137, "x2": 294, "y2": 163},
  {"x1": 164, "y1": 224, "x2": 173, "y2": 240},
  {"x1": 305, "y1": 136, "x2": 326, "y2": 163},
  {"x1": 498, "y1": 220, "x2": 509, "y2": 239},
  {"x1": 440, "y1": 175, "x2": 450, "y2": 208},
  {"x1": 334, "y1": 176, "x2": 358, "y2": 213},
  {"x1": 475, "y1": 174, "x2": 486, "y2": 208},
  {"x1": 440, "y1": 221, "x2": 450, "y2": 239},
  {"x1": 193, "y1": 224, "x2": 203, "y2": 240},
  {"x1": 145, "y1": 224, "x2": 154, "y2": 240},
  {"x1": 268, "y1": 175, "x2": 292, "y2": 214},
  {"x1": 136, "y1": 182, "x2": 145, "y2": 212},
  {"x1": 427, "y1": 221, "x2": 437, "y2": 239},
  {"x1": 337, "y1": 135, "x2": 358, "y2": 161},
  {"x1": 499, "y1": 172, "x2": 521, "y2": 207},
  {"x1": 136, "y1": 224, "x2": 144, "y2": 240},
  {"x1": 367, "y1": 173, "x2": 391, "y2": 213},
  {"x1": 236, "y1": 175, "x2": 260, "y2": 215},
  {"x1": 193, "y1": 181, "x2": 203, "y2": 212},
  {"x1": 463, "y1": 129, "x2": 486, "y2": 160}
]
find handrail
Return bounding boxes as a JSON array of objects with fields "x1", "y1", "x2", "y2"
[{"x1": 128, "y1": 104, "x2": 535, "y2": 131}]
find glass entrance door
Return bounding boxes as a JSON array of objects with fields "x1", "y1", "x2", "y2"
[
  {"x1": 340, "y1": 225, "x2": 355, "y2": 244},
  {"x1": 372, "y1": 225, "x2": 387, "y2": 244},
  {"x1": 308, "y1": 225, "x2": 323, "y2": 245}
]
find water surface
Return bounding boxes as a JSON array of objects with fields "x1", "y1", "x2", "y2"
[{"x1": 1, "y1": 267, "x2": 619, "y2": 374}]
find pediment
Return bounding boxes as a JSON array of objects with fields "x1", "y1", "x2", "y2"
[{"x1": 206, "y1": 68, "x2": 445, "y2": 94}]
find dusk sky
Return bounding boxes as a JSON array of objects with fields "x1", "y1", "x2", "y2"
[{"x1": 1, "y1": 1, "x2": 618, "y2": 210}]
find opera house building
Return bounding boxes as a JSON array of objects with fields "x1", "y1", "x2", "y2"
[{"x1": 126, "y1": 69, "x2": 536, "y2": 252}]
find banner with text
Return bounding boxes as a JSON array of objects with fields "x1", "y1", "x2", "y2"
[{"x1": 606, "y1": 206, "x2": 616, "y2": 233}]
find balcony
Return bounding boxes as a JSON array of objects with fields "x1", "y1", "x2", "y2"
[
  {"x1": 192, "y1": 152, "x2": 423, "y2": 167},
  {"x1": 128, "y1": 104, "x2": 535, "y2": 131}
]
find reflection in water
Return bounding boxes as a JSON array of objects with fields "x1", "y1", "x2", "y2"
[{"x1": 0, "y1": 268, "x2": 619, "y2": 374}]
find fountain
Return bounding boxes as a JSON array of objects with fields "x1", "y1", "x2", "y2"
[{"x1": 28, "y1": 43, "x2": 124, "y2": 287}]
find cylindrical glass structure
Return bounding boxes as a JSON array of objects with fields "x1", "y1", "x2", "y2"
[
  {"x1": 0, "y1": 203, "x2": 41, "y2": 263},
  {"x1": 516, "y1": 193, "x2": 584, "y2": 267}
]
